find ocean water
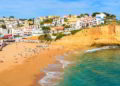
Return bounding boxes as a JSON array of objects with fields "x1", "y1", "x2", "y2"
[{"x1": 57, "y1": 48, "x2": 120, "y2": 86}]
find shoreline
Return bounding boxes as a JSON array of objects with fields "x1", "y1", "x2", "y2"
[
  {"x1": 38, "y1": 45, "x2": 120, "y2": 86},
  {"x1": 0, "y1": 41, "x2": 88, "y2": 86},
  {"x1": 34, "y1": 48, "x2": 89, "y2": 86},
  {"x1": 0, "y1": 42, "x2": 77, "y2": 86}
]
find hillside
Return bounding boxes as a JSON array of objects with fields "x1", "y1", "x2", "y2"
[{"x1": 53, "y1": 24, "x2": 120, "y2": 50}]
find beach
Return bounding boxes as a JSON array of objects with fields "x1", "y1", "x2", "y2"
[{"x1": 0, "y1": 25, "x2": 120, "y2": 86}]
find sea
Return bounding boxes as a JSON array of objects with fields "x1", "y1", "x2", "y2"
[{"x1": 39, "y1": 46, "x2": 120, "y2": 86}]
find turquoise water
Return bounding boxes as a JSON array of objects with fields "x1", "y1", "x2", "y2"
[{"x1": 58, "y1": 48, "x2": 120, "y2": 86}]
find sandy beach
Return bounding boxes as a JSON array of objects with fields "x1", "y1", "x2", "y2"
[
  {"x1": 0, "y1": 42, "x2": 41, "y2": 71},
  {"x1": 0, "y1": 42, "x2": 66, "y2": 86},
  {"x1": 0, "y1": 25, "x2": 120, "y2": 86}
]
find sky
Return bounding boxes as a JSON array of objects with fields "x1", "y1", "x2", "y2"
[{"x1": 0, "y1": 0, "x2": 120, "y2": 18}]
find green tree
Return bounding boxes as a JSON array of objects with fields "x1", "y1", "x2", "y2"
[
  {"x1": 64, "y1": 25, "x2": 71, "y2": 28},
  {"x1": 103, "y1": 12, "x2": 116, "y2": 21},
  {"x1": 64, "y1": 18, "x2": 68, "y2": 22},
  {"x1": 44, "y1": 34, "x2": 52, "y2": 41},
  {"x1": 55, "y1": 33, "x2": 65, "y2": 40},
  {"x1": 9, "y1": 16, "x2": 14, "y2": 18},
  {"x1": 42, "y1": 26, "x2": 51, "y2": 33},
  {"x1": 84, "y1": 13, "x2": 89, "y2": 16},
  {"x1": 77, "y1": 13, "x2": 89, "y2": 18},
  {"x1": 42, "y1": 26, "x2": 50, "y2": 31},
  {"x1": 103, "y1": 12, "x2": 112, "y2": 17},
  {"x1": 38, "y1": 35, "x2": 45, "y2": 42},
  {"x1": 40, "y1": 22, "x2": 44, "y2": 25},
  {"x1": 1, "y1": 25, "x2": 6, "y2": 29},
  {"x1": 116, "y1": 20, "x2": 120, "y2": 25},
  {"x1": 28, "y1": 19, "x2": 33, "y2": 21},
  {"x1": 44, "y1": 19, "x2": 53, "y2": 23},
  {"x1": 38, "y1": 34, "x2": 52, "y2": 42},
  {"x1": 110, "y1": 14, "x2": 116, "y2": 19},
  {"x1": 62, "y1": 24, "x2": 66, "y2": 26},
  {"x1": 71, "y1": 30, "x2": 80, "y2": 35}
]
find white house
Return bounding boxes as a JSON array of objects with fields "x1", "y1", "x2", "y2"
[
  {"x1": 0, "y1": 28, "x2": 12, "y2": 35},
  {"x1": 96, "y1": 13, "x2": 106, "y2": 19},
  {"x1": 23, "y1": 28, "x2": 33, "y2": 36},
  {"x1": 43, "y1": 23, "x2": 54, "y2": 27},
  {"x1": 12, "y1": 29, "x2": 24, "y2": 36},
  {"x1": 32, "y1": 28, "x2": 44, "y2": 36},
  {"x1": 34, "y1": 17, "x2": 41, "y2": 28},
  {"x1": 76, "y1": 20, "x2": 84, "y2": 29},
  {"x1": 75, "y1": 16, "x2": 97, "y2": 29},
  {"x1": 96, "y1": 13, "x2": 106, "y2": 25},
  {"x1": 52, "y1": 18, "x2": 64, "y2": 26},
  {"x1": 64, "y1": 28, "x2": 77, "y2": 32}
]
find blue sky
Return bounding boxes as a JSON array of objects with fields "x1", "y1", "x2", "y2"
[{"x1": 0, "y1": 0, "x2": 120, "y2": 18}]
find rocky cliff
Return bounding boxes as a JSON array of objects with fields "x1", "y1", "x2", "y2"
[{"x1": 54, "y1": 24, "x2": 120, "y2": 49}]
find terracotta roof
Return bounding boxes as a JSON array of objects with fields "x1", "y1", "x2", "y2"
[{"x1": 54, "y1": 26, "x2": 64, "y2": 30}]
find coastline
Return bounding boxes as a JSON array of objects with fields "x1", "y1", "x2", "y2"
[
  {"x1": 0, "y1": 25, "x2": 120, "y2": 86},
  {"x1": 34, "y1": 25, "x2": 120, "y2": 86},
  {"x1": 0, "y1": 43, "x2": 67, "y2": 86},
  {"x1": 0, "y1": 41, "x2": 88, "y2": 86},
  {"x1": 37, "y1": 51, "x2": 77, "y2": 86}
]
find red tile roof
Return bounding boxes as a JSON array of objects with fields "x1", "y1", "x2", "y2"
[{"x1": 54, "y1": 26, "x2": 64, "y2": 30}]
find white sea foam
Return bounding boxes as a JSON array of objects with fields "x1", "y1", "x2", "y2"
[
  {"x1": 47, "y1": 64, "x2": 63, "y2": 69},
  {"x1": 85, "y1": 46, "x2": 120, "y2": 53},
  {"x1": 56, "y1": 55, "x2": 74, "y2": 69},
  {"x1": 39, "y1": 72, "x2": 64, "y2": 86},
  {"x1": 85, "y1": 46, "x2": 109, "y2": 53},
  {"x1": 59, "y1": 60, "x2": 72, "y2": 68},
  {"x1": 39, "y1": 54, "x2": 74, "y2": 86},
  {"x1": 43, "y1": 64, "x2": 63, "y2": 73}
]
